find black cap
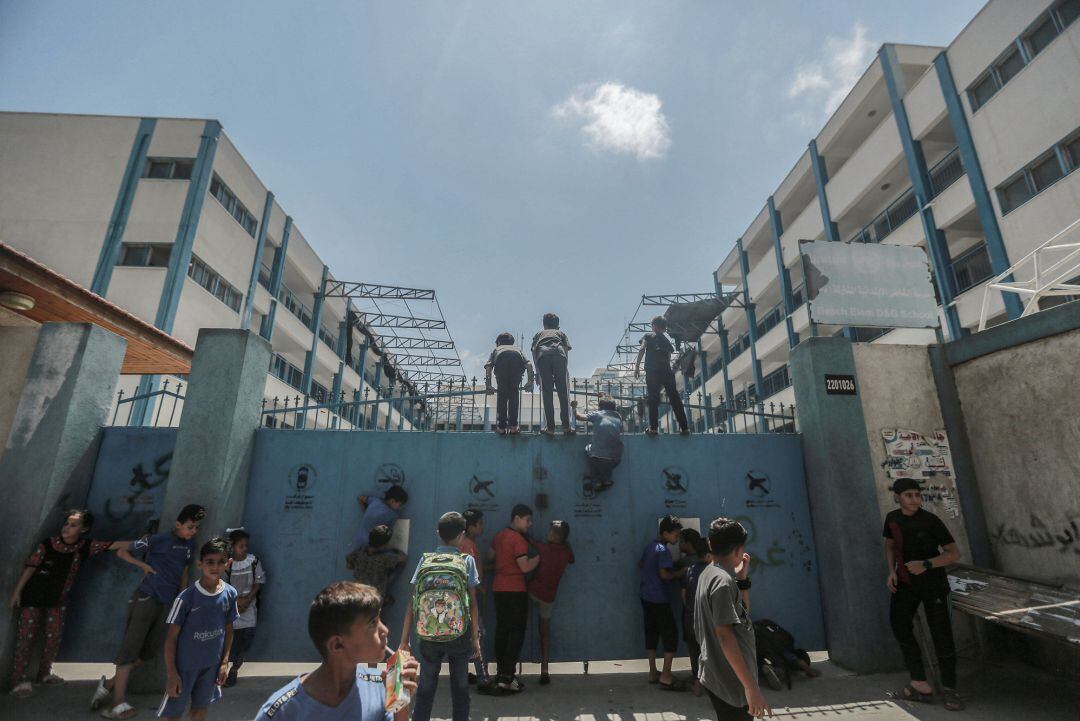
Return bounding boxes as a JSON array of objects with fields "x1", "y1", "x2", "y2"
[{"x1": 889, "y1": 478, "x2": 924, "y2": 494}]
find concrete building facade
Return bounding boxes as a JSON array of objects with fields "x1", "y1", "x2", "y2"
[
  {"x1": 0, "y1": 113, "x2": 417, "y2": 429},
  {"x1": 691, "y1": 0, "x2": 1080, "y2": 422}
]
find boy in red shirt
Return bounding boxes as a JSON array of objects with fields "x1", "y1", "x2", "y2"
[
  {"x1": 490, "y1": 504, "x2": 538, "y2": 693},
  {"x1": 527, "y1": 520, "x2": 574, "y2": 685}
]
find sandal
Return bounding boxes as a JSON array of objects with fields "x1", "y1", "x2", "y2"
[
  {"x1": 658, "y1": 678, "x2": 686, "y2": 691},
  {"x1": 100, "y1": 702, "x2": 138, "y2": 719},
  {"x1": 943, "y1": 688, "x2": 965, "y2": 711},
  {"x1": 539, "y1": 671, "x2": 551, "y2": 685},
  {"x1": 10, "y1": 682, "x2": 33, "y2": 699},
  {"x1": 39, "y1": 673, "x2": 65, "y2": 685},
  {"x1": 893, "y1": 685, "x2": 934, "y2": 704}
]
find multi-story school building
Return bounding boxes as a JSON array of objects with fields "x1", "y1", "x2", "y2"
[
  {"x1": 690, "y1": 0, "x2": 1080, "y2": 422},
  {"x1": 0, "y1": 112, "x2": 426, "y2": 429}
]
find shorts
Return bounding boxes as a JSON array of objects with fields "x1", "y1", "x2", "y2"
[
  {"x1": 115, "y1": 591, "x2": 168, "y2": 666},
  {"x1": 529, "y1": 594, "x2": 554, "y2": 620},
  {"x1": 157, "y1": 665, "x2": 222, "y2": 717},
  {"x1": 641, "y1": 600, "x2": 678, "y2": 654}
]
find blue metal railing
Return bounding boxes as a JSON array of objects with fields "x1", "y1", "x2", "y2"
[
  {"x1": 111, "y1": 379, "x2": 185, "y2": 427},
  {"x1": 260, "y1": 379, "x2": 796, "y2": 434}
]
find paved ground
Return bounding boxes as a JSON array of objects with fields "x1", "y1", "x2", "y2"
[{"x1": 5, "y1": 656, "x2": 1078, "y2": 721}]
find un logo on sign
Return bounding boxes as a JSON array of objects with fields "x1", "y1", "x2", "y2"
[
  {"x1": 469, "y1": 473, "x2": 496, "y2": 500},
  {"x1": 374, "y1": 463, "x2": 405, "y2": 488},
  {"x1": 288, "y1": 464, "x2": 317, "y2": 492}
]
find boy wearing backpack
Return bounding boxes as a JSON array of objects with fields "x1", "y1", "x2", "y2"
[{"x1": 400, "y1": 512, "x2": 481, "y2": 721}]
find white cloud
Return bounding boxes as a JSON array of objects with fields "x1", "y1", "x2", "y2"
[
  {"x1": 788, "y1": 23, "x2": 876, "y2": 122},
  {"x1": 552, "y1": 82, "x2": 671, "y2": 160}
]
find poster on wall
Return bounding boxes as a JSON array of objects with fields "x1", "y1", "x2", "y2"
[{"x1": 881, "y1": 429, "x2": 954, "y2": 479}]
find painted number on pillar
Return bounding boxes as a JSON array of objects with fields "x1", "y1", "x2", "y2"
[{"x1": 824, "y1": 374, "x2": 857, "y2": 395}]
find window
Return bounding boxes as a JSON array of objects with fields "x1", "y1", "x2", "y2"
[
  {"x1": 761, "y1": 365, "x2": 791, "y2": 399},
  {"x1": 1058, "y1": 0, "x2": 1080, "y2": 26},
  {"x1": 318, "y1": 323, "x2": 338, "y2": 352},
  {"x1": 997, "y1": 173, "x2": 1034, "y2": 214},
  {"x1": 117, "y1": 243, "x2": 171, "y2": 268},
  {"x1": 969, "y1": 73, "x2": 998, "y2": 111},
  {"x1": 187, "y1": 256, "x2": 243, "y2": 312},
  {"x1": 997, "y1": 127, "x2": 1080, "y2": 214},
  {"x1": 258, "y1": 263, "x2": 272, "y2": 289},
  {"x1": 1065, "y1": 133, "x2": 1080, "y2": 170},
  {"x1": 144, "y1": 158, "x2": 194, "y2": 180},
  {"x1": 995, "y1": 48, "x2": 1024, "y2": 85},
  {"x1": 953, "y1": 244, "x2": 994, "y2": 293},
  {"x1": 1025, "y1": 15, "x2": 1059, "y2": 57},
  {"x1": 1029, "y1": 153, "x2": 1064, "y2": 192},
  {"x1": 208, "y1": 174, "x2": 258, "y2": 238}
]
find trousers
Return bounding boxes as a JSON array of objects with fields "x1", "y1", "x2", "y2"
[
  {"x1": 889, "y1": 581, "x2": 957, "y2": 689},
  {"x1": 11, "y1": 606, "x2": 66, "y2": 684},
  {"x1": 645, "y1": 368, "x2": 688, "y2": 431},
  {"x1": 412, "y1": 635, "x2": 472, "y2": 721},
  {"x1": 492, "y1": 591, "x2": 528, "y2": 678},
  {"x1": 536, "y1": 353, "x2": 570, "y2": 430}
]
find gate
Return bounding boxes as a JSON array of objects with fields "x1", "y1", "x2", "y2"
[{"x1": 242, "y1": 431, "x2": 824, "y2": 662}]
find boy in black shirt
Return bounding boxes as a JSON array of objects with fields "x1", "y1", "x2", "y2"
[
  {"x1": 882, "y1": 479, "x2": 963, "y2": 711},
  {"x1": 634, "y1": 316, "x2": 689, "y2": 435},
  {"x1": 531, "y1": 313, "x2": 573, "y2": 436},
  {"x1": 485, "y1": 332, "x2": 534, "y2": 435}
]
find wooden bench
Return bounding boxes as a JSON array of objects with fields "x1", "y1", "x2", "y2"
[{"x1": 911, "y1": 565, "x2": 1079, "y2": 692}]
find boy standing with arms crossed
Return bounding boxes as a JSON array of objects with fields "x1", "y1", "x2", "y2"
[
  {"x1": 158, "y1": 538, "x2": 239, "y2": 720},
  {"x1": 93, "y1": 504, "x2": 206, "y2": 720},
  {"x1": 695, "y1": 517, "x2": 769, "y2": 720}
]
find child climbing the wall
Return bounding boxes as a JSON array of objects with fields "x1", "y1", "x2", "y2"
[
  {"x1": 485, "y1": 332, "x2": 535, "y2": 435},
  {"x1": 570, "y1": 394, "x2": 623, "y2": 493},
  {"x1": 352, "y1": 486, "x2": 409, "y2": 554},
  {"x1": 223, "y1": 528, "x2": 267, "y2": 688},
  {"x1": 346, "y1": 525, "x2": 408, "y2": 604},
  {"x1": 400, "y1": 512, "x2": 481, "y2": 721},
  {"x1": 92, "y1": 503, "x2": 205, "y2": 720},
  {"x1": 8, "y1": 509, "x2": 132, "y2": 699},
  {"x1": 527, "y1": 520, "x2": 574, "y2": 685},
  {"x1": 531, "y1": 313, "x2": 574, "y2": 436}
]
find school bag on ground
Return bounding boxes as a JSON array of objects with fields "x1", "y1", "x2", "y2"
[
  {"x1": 412, "y1": 552, "x2": 469, "y2": 642},
  {"x1": 753, "y1": 618, "x2": 810, "y2": 690}
]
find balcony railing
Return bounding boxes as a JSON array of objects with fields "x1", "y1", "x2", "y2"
[{"x1": 929, "y1": 147, "x2": 964, "y2": 197}]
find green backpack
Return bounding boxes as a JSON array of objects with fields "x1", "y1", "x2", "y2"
[{"x1": 412, "y1": 552, "x2": 470, "y2": 643}]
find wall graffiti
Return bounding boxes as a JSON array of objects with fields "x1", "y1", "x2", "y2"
[
  {"x1": 104, "y1": 452, "x2": 171, "y2": 523},
  {"x1": 991, "y1": 512, "x2": 1080, "y2": 555}
]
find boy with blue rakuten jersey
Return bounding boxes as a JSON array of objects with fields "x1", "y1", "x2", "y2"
[
  {"x1": 93, "y1": 504, "x2": 205, "y2": 720},
  {"x1": 254, "y1": 582, "x2": 419, "y2": 721},
  {"x1": 159, "y1": 538, "x2": 238, "y2": 720}
]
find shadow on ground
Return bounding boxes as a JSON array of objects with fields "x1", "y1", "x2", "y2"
[{"x1": 7, "y1": 657, "x2": 1078, "y2": 721}]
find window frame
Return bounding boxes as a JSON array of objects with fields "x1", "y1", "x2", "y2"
[
  {"x1": 116, "y1": 243, "x2": 172, "y2": 268},
  {"x1": 1023, "y1": 13, "x2": 1060, "y2": 57},
  {"x1": 143, "y1": 158, "x2": 195, "y2": 181}
]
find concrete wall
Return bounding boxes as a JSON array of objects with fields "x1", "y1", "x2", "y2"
[
  {"x1": 951, "y1": 320, "x2": 1080, "y2": 585},
  {"x1": 0, "y1": 325, "x2": 41, "y2": 452},
  {"x1": 851, "y1": 344, "x2": 972, "y2": 559}
]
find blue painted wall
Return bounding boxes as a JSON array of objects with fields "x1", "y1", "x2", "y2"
[
  {"x1": 66, "y1": 429, "x2": 824, "y2": 663},
  {"x1": 61, "y1": 427, "x2": 178, "y2": 661},
  {"x1": 243, "y1": 431, "x2": 824, "y2": 662}
]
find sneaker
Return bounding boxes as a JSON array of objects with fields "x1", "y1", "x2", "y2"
[
  {"x1": 10, "y1": 682, "x2": 33, "y2": 699},
  {"x1": 760, "y1": 663, "x2": 783, "y2": 691},
  {"x1": 539, "y1": 671, "x2": 551, "y2": 685},
  {"x1": 645, "y1": 428, "x2": 659, "y2": 436},
  {"x1": 679, "y1": 428, "x2": 691, "y2": 435},
  {"x1": 224, "y1": 667, "x2": 239, "y2": 688},
  {"x1": 100, "y1": 702, "x2": 137, "y2": 719},
  {"x1": 90, "y1": 676, "x2": 111, "y2": 711},
  {"x1": 498, "y1": 676, "x2": 524, "y2": 693},
  {"x1": 563, "y1": 428, "x2": 577, "y2": 436},
  {"x1": 540, "y1": 428, "x2": 556, "y2": 437},
  {"x1": 38, "y1": 673, "x2": 65, "y2": 684}
]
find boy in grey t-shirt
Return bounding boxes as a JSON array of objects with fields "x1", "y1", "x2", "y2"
[{"x1": 695, "y1": 518, "x2": 771, "y2": 720}]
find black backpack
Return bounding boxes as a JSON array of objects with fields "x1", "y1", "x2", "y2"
[{"x1": 753, "y1": 618, "x2": 809, "y2": 690}]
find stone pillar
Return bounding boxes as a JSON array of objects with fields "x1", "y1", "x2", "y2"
[
  {"x1": 0, "y1": 326, "x2": 42, "y2": 451},
  {"x1": 128, "y1": 329, "x2": 270, "y2": 692},
  {"x1": 0, "y1": 323, "x2": 127, "y2": 688},
  {"x1": 789, "y1": 336, "x2": 899, "y2": 672}
]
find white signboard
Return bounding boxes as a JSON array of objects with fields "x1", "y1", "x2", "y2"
[{"x1": 800, "y1": 241, "x2": 939, "y2": 328}]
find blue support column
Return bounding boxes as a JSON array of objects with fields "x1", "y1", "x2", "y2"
[
  {"x1": 330, "y1": 301, "x2": 350, "y2": 428},
  {"x1": 154, "y1": 120, "x2": 222, "y2": 333},
  {"x1": 353, "y1": 343, "x2": 369, "y2": 426},
  {"x1": 737, "y1": 239, "x2": 766, "y2": 431},
  {"x1": 879, "y1": 45, "x2": 964, "y2": 340},
  {"x1": 809, "y1": 140, "x2": 841, "y2": 243},
  {"x1": 368, "y1": 361, "x2": 383, "y2": 430},
  {"x1": 91, "y1": 118, "x2": 156, "y2": 295},
  {"x1": 241, "y1": 191, "x2": 275, "y2": 331},
  {"x1": 713, "y1": 276, "x2": 737, "y2": 432},
  {"x1": 301, "y1": 265, "x2": 329, "y2": 397},
  {"x1": 260, "y1": 216, "x2": 292, "y2": 341},
  {"x1": 933, "y1": 51, "x2": 1024, "y2": 321},
  {"x1": 767, "y1": 196, "x2": 800, "y2": 348},
  {"x1": 697, "y1": 347, "x2": 711, "y2": 432}
]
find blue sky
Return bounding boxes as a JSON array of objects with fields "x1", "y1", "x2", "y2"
[{"x1": 0, "y1": 1, "x2": 985, "y2": 379}]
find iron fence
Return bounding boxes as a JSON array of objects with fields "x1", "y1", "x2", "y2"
[
  {"x1": 111, "y1": 379, "x2": 185, "y2": 427},
  {"x1": 259, "y1": 377, "x2": 796, "y2": 434}
]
